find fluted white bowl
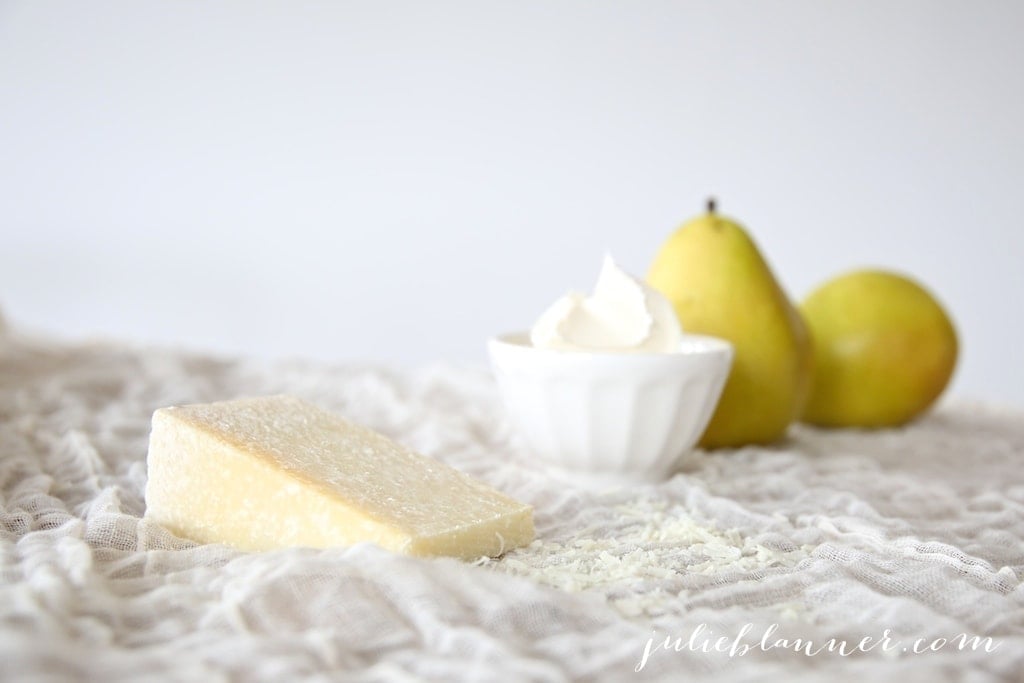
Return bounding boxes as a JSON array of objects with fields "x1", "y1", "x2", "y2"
[{"x1": 488, "y1": 332, "x2": 733, "y2": 487}]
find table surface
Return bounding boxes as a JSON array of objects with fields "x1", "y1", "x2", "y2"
[{"x1": 1, "y1": 332, "x2": 1022, "y2": 682}]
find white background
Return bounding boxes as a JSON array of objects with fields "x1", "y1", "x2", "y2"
[{"x1": 1, "y1": 1, "x2": 1022, "y2": 406}]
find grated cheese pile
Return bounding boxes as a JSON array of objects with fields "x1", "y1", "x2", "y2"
[{"x1": 477, "y1": 498, "x2": 814, "y2": 618}]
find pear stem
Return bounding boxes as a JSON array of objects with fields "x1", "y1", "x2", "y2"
[{"x1": 707, "y1": 197, "x2": 717, "y2": 214}]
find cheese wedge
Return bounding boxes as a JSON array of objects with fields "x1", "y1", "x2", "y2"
[{"x1": 144, "y1": 395, "x2": 534, "y2": 559}]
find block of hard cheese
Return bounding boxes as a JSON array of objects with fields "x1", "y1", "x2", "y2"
[{"x1": 144, "y1": 395, "x2": 534, "y2": 559}]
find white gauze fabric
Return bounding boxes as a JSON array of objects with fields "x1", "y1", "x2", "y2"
[{"x1": 0, "y1": 331, "x2": 1022, "y2": 682}]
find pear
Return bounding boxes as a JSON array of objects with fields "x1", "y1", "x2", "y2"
[
  {"x1": 800, "y1": 269, "x2": 958, "y2": 428},
  {"x1": 647, "y1": 200, "x2": 812, "y2": 448}
]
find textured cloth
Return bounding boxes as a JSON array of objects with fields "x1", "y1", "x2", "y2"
[{"x1": 1, "y1": 332, "x2": 1022, "y2": 682}]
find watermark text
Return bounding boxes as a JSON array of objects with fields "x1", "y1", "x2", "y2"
[{"x1": 636, "y1": 623, "x2": 1000, "y2": 672}]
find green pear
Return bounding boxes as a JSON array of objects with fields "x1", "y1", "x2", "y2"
[
  {"x1": 800, "y1": 269, "x2": 958, "y2": 428},
  {"x1": 647, "y1": 200, "x2": 812, "y2": 448}
]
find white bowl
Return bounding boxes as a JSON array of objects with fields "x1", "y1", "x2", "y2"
[{"x1": 488, "y1": 332, "x2": 734, "y2": 488}]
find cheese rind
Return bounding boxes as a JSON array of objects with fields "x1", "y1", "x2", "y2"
[{"x1": 144, "y1": 395, "x2": 534, "y2": 559}]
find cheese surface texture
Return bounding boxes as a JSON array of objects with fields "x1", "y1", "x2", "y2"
[{"x1": 144, "y1": 395, "x2": 534, "y2": 559}]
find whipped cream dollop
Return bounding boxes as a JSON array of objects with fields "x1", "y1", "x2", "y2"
[{"x1": 530, "y1": 255, "x2": 684, "y2": 352}]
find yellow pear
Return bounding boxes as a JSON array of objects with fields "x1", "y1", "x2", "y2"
[
  {"x1": 647, "y1": 200, "x2": 812, "y2": 448},
  {"x1": 800, "y1": 270, "x2": 958, "y2": 428}
]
